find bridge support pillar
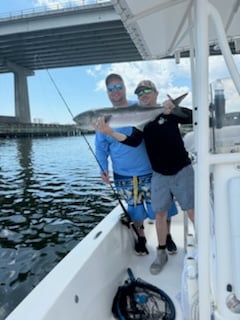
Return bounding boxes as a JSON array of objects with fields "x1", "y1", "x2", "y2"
[{"x1": 6, "y1": 60, "x2": 34, "y2": 123}]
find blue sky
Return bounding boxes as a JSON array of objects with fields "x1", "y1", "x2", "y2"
[{"x1": 1, "y1": 0, "x2": 240, "y2": 124}]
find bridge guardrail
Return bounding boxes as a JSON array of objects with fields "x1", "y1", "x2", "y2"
[{"x1": 0, "y1": 0, "x2": 111, "y2": 21}]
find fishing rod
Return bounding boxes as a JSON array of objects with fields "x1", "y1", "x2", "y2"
[
  {"x1": 36, "y1": 56, "x2": 140, "y2": 236},
  {"x1": 80, "y1": 133, "x2": 142, "y2": 236},
  {"x1": 80, "y1": 132, "x2": 131, "y2": 216}
]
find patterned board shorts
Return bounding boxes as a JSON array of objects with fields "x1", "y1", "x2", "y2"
[{"x1": 114, "y1": 173, "x2": 177, "y2": 222}]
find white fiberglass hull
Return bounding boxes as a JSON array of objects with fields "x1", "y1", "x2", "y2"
[{"x1": 6, "y1": 205, "x2": 191, "y2": 320}]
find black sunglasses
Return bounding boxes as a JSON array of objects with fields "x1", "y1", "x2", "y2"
[
  {"x1": 107, "y1": 83, "x2": 123, "y2": 92},
  {"x1": 136, "y1": 88, "x2": 154, "y2": 97}
]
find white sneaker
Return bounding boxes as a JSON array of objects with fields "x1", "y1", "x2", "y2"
[{"x1": 150, "y1": 249, "x2": 168, "y2": 275}]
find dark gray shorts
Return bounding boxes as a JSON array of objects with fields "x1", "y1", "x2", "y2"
[{"x1": 151, "y1": 165, "x2": 194, "y2": 213}]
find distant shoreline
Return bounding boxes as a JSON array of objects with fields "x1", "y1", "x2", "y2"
[{"x1": 0, "y1": 122, "x2": 85, "y2": 138}]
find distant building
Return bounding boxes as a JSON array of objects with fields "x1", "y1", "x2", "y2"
[{"x1": 33, "y1": 118, "x2": 44, "y2": 124}]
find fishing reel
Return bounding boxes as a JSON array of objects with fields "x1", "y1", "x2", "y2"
[{"x1": 120, "y1": 212, "x2": 132, "y2": 228}]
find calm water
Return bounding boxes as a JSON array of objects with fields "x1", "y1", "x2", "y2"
[{"x1": 0, "y1": 135, "x2": 116, "y2": 319}]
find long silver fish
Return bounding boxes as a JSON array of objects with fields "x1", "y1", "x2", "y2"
[{"x1": 73, "y1": 93, "x2": 188, "y2": 131}]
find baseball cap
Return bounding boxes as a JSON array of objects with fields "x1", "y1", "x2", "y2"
[
  {"x1": 134, "y1": 80, "x2": 157, "y2": 94},
  {"x1": 105, "y1": 73, "x2": 123, "y2": 86}
]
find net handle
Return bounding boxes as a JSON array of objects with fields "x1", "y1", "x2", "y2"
[{"x1": 127, "y1": 268, "x2": 136, "y2": 282}]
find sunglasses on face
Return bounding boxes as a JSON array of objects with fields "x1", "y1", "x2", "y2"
[
  {"x1": 136, "y1": 88, "x2": 154, "y2": 97},
  {"x1": 107, "y1": 83, "x2": 123, "y2": 92}
]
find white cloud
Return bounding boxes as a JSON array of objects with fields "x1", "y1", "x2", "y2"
[
  {"x1": 33, "y1": 0, "x2": 109, "y2": 9},
  {"x1": 87, "y1": 54, "x2": 240, "y2": 108},
  {"x1": 89, "y1": 59, "x2": 192, "y2": 105},
  {"x1": 86, "y1": 64, "x2": 102, "y2": 77},
  {"x1": 34, "y1": 0, "x2": 88, "y2": 10},
  {"x1": 34, "y1": 0, "x2": 64, "y2": 9}
]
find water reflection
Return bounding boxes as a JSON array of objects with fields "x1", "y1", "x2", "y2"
[{"x1": 0, "y1": 135, "x2": 116, "y2": 319}]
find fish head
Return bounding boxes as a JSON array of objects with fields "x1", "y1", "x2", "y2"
[
  {"x1": 73, "y1": 109, "x2": 112, "y2": 131},
  {"x1": 73, "y1": 110, "x2": 95, "y2": 131}
]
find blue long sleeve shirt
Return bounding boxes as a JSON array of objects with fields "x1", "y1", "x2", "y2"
[{"x1": 95, "y1": 126, "x2": 152, "y2": 177}]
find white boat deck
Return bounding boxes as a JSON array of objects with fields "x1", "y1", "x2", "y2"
[
  {"x1": 110, "y1": 211, "x2": 194, "y2": 320},
  {"x1": 128, "y1": 221, "x2": 185, "y2": 316}
]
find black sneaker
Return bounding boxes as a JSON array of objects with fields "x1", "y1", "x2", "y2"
[
  {"x1": 134, "y1": 236, "x2": 149, "y2": 255},
  {"x1": 166, "y1": 234, "x2": 177, "y2": 254}
]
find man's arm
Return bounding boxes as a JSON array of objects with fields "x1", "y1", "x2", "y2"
[
  {"x1": 95, "y1": 131, "x2": 110, "y2": 183},
  {"x1": 121, "y1": 127, "x2": 143, "y2": 147},
  {"x1": 171, "y1": 106, "x2": 192, "y2": 124},
  {"x1": 93, "y1": 117, "x2": 143, "y2": 147},
  {"x1": 163, "y1": 98, "x2": 192, "y2": 124}
]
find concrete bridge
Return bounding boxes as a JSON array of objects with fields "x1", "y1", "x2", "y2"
[
  {"x1": 0, "y1": 1, "x2": 141, "y2": 123},
  {"x1": 0, "y1": 0, "x2": 237, "y2": 124}
]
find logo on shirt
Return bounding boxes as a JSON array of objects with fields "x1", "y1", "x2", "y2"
[{"x1": 158, "y1": 117, "x2": 166, "y2": 125}]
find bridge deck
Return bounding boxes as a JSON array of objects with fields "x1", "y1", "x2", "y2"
[{"x1": 0, "y1": 2, "x2": 141, "y2": 74}]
